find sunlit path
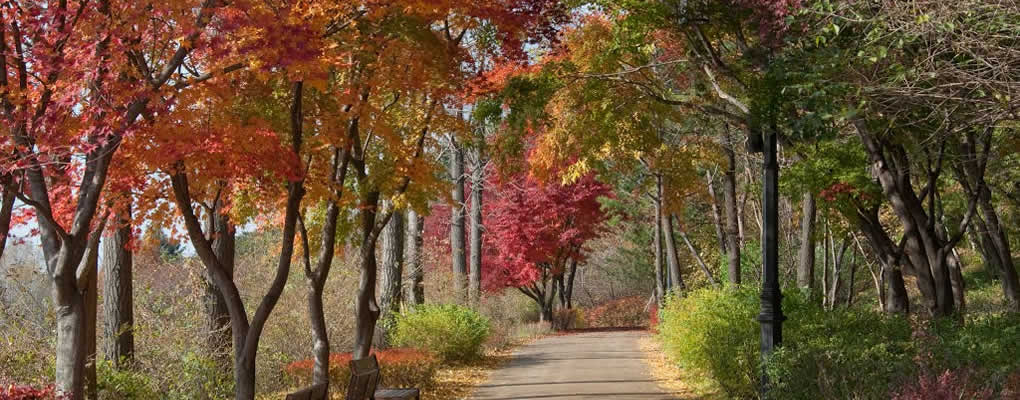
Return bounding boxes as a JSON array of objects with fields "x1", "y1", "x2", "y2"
[{"x1": 471, "y1": 330, "x2": 674, "y2": 400}]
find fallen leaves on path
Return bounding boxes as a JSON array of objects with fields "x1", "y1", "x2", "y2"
[
  {"x1": 639, "y1": 335, "x2": 724, "y2": 400},
  {"x1": 423, "y1": 350, "x2": 514, "y2": 400}
]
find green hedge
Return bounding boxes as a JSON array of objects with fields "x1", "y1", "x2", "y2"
[
  {"x1": 389, "y1": 304, "x2": 490, "y2": 362},
  {"x1": 657, "y1": 287, "x2": 1019, "y2": 399}
]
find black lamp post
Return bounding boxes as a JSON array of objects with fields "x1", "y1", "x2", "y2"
[{"x1": 748, "y1": 127, "x2": 785, "y2": 397}]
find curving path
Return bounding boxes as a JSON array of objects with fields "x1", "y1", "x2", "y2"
[{"x1": 470, "y1": 329, "x2": 675, "y2": 400}]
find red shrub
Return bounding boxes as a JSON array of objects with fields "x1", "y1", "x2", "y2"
[
  {"x1": 585, "y1": 296, "x2": 649, "y2": 328},
  {"x1": 0, "y1": 384, "x2": 66, "y2": 400},
  {"x1": 649, "y1": 306, "x2": 659, "y2": 331},
  {"x1": 890, "y1": 369, "x2": 994, "y2": 400},
  {"x1": 284, "y1": 349, "x2": 439, "y2": 394}
]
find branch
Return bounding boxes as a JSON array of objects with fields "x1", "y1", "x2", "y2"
[
  {"x1": 703, "y1": 65, "x2": 749, "y2": 114},
  {"x1": 14, "y1": 190, "x2": 69, "y2": 242},
  {"x1": 172, "y1": 63, "x2": 244, "y2": 90},
  {"x1": 152, "y1": 0, "x2": 221, "y2": 88},
  {"x1": 297, "y1": 211, "x2": 313, "y2": 278},
  {"x1": 74, "y1": 210, "x2": 109, "y2": 289}
]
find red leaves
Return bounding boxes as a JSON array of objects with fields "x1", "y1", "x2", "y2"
[
  {"x1": 482, "y1": 171, "x2": 611, "y2": 290},
  {"x1": 0, "y1": 383, "x2": 67, "y2": 400}
]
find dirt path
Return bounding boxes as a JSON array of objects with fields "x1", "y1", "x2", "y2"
[{"x1": 469, "y1": 330, "x2": 675, "y2": 399}]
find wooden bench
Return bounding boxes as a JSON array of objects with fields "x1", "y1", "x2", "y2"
[{"x1": 347, "y1": 355, "x2": 421, "y2": 400}]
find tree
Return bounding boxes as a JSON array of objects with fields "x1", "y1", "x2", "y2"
[
  {"x1": 484, "y1": 170, "x2": 612, "y2": 321},
  {"x1": 1, "y1": 1, "x2": 231, "y2": 396}
]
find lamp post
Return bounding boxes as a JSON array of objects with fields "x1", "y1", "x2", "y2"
[{"x1": 749, "y1": 127, "x2": 784, "y2": 397}]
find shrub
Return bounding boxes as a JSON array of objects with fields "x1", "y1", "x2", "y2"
[
  {"x1": 658, "y1": 287, "x2": 1018, "y2": 399},
  {"x1": 284, "y1": 349, "x2": 439, "y2": 395},
  {"x1": 658, "y1": 287, "x2": 760, "y2": 398},
  {"x1": 96, "y1": 360, "x2": 157, "y2": 400},
  {"x1": 930, "y1": 313, "x2": 1020, "y2": 384},
  {"x1": 389, "y1": 304, "x2": 490, "y2": 362},
  {"x1": 585, "y1": 296, "x2": 649, "y2": 328},
  {"x1": 0, "y1": 384, "x2": 66, "y2": 400},
  {"x1": 766, "y1": 302, "x2": 915, "y2": 399},
  {"x1": 890, "y1": 369, "x2": 994, "y2": 400}
]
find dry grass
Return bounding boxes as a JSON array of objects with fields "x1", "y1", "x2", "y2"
[{"x1": 638, "y1": 335, "x2": 724, "y2": 400}]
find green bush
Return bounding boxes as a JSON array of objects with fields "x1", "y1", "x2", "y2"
[
  {"x1": 162, "y1": 352, "x2": 234, "y2": 400},
  {"x1": 658, "y1": 287, "x2": 1019, "y2": 399},
  {"x1": 96, "y1": 360, "x2": 157, "y2": 400},
  {"x1": 930, "y1": 313, "x2": 1020, "y2": 387},
  {"x1": 390, "y1": 304, "x2": 490, "y2": 362},
  {"x1": 766, "y1": 305, "x2": 915, "y2": 399},
  {"x1": 658, "y1": 287, "x2": 761, "y2": 398}
]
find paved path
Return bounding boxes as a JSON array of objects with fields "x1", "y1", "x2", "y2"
[{"x1": 471, "y1": 330, "x2": 674, "y2": 400}]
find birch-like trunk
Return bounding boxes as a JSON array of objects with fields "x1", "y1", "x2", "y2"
[
  {"x1": 797, "y1": 192, "x2": 817, "y2": 291},
  {"x1": 405, "y1": 210, "x2": 425, "y2": 305}
]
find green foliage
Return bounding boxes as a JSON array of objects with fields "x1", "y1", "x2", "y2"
[
  {"x1": 96, "y1": 361, "x2": 157, "y2": 400},
  {"x1": 930, "y1": 314, "x2": 1020, "y2": 386},
  {"x1": 390, "y1": 304, "x2": 491, "y2": 362},
  {"x1": 766, "y1": 305, "x2": 915, "y2": 399},
  {"x1": 162, "y1": 352, "x2": 234, "y2": 400},
  {"x1": 659, "y1": 286, "x2": 1020, "y2": 399},
  {"x1": 658, "y1": 287, "x2": 761, "y2": 398}
]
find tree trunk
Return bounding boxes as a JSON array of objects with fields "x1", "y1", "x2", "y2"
[
  {"x1": 405, "y1": 210, "x2": 425, "y2": 305},
  {"x1": 556, "y1": 275, "x2": 567, "y2": 309},
  {"x1": 846, "y1": 252, "x2": 857, "y2": 306},
  {"x1": 171, "y1": 82, "x2": 307, "y2": 400},
  {"x1": 653, "y1": 179, "x2": 666, "y2": 301},
  {"x1": 722, "y1": 144, "x2": 742, "y2": 285},
  {"x1": 705, "y1": 171, "x2": 727, "y2": 254},
  {"x1": 663, "y1": 214, "x2": 686, "y2": 292},
  {"x1": 797, "y1": 191, "x2": 817, "y2": 291},
  {"x1": 0, "y1": 183, "x2": 15, "y2": 261},
  {"x1": 855, "y1": 120, "x2": 965, "y2": 316},
  {"x1": 449, "y1": 138, "x2": 467, "y2": 301},
  {"x1": 54, "y1": 280, "x2": 88, "y2": 399},
  {"x1": 83, "y1": 231, "x2": 100, "y2": 400},
  {"x1": 827, "y1": 236, "x2": 849, "y2": 310},
  {"x1": 102, "y1": 207, "x2": 134, "y2": 367},
  {"x1": 972, "y1": 215, "x2": 1003, "y2": 278},
  {"x1": 379, "y1": 204, "x2": 405, "y2": 317},
  {"x1": 205, "y1": 208, "x2": 235, "y2": 365},
  {"x1": 976, "y1": 186, "x2": 1020, "y2": 310},
  {"x1": 852, "y1": 206, "x2": 911, "y2": 314},
  {"x1": 468, "y1": 156, "x2": 484, "y2": 305},
  {"x1": 677, "y1": 224, "x2": 718, "y2": 286},
  {"x1": 305, "y1": 193, "x2": 343, "y2": 389},
  {"x1": 885, "y1": 267, "x2": 910, "y2": 314},
  {"x1": 539, "y1": 277, "x2": 558, "y2": 323},
  {"x1": 354, "y1": 192, "x2": 383, "y2": 359},
  {"x1": 822, "y1": 218, "x2": 830, "y2": 307},
  {"x1": 947, "y1": 249, "x2": 966, "y2": 312},
  {"x1": 564, "y1": 259, "x2": 577, "y2": 309}
]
